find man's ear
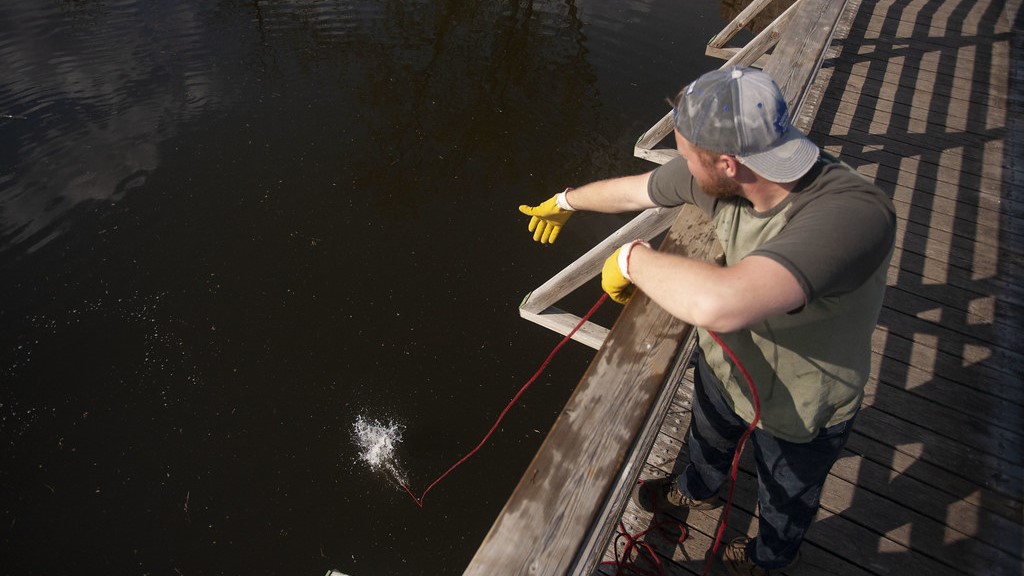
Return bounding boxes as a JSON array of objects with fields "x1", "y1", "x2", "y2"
[{"x1": 720, "y1": 154, "x2": 741, "y2": 177}]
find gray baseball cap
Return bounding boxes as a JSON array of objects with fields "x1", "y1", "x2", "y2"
[{"x1": 674, "y1": 67, "x2": 819, "y2": 183}]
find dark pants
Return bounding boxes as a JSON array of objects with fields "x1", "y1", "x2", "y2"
[{"x1": 677, "y1": 354, "x2": 856, "y2": 568}]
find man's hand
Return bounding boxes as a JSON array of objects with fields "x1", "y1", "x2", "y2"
[
  {"x1": 601, "y1": 240, "x2": 650, "y2": 305},
  {"x1": 518, "y1": 190, "x2": 574, "y2": 244},
  {"x1": 601, "y1": 249, "x2": 634, "y2": 304}
]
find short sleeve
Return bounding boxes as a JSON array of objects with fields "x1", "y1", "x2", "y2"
[
  {"x1": 750, "y1": 172, "x2": 896, "y2": 300},
  {"x1": 647, "y1": 156, "x2": 718, "y2": 216}
]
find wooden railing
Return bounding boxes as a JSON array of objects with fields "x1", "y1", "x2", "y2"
[{"x1": 468, "y1": 0, "x2": 853, "y2": 573}]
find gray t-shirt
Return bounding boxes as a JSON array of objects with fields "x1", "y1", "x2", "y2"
[{"x1": 648, "y1": 152, "x2": 896, "y2": 442}]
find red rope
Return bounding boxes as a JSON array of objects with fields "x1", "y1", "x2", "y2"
[
  {"x1": 400, "y1": 293, "x2": 609, "y2": 507},
  {"x1": 396, "y1": 296, "x2": 763, "y2": 576},
  {"x1": 576, "y1": 327, "x2": 762, "y2": 576},
  {"x1": 599, "y1": 487, "x2": 688, "y2": 576},
  {"x1": 701, "y1": 329, "x2": 762, "y2": 576}
]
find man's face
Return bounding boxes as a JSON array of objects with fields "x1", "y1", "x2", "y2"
[{"x1": 675, "y1": 130, "x2": 742, "y2": 200}]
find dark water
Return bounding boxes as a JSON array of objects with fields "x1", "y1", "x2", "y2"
[{"x1": 0, "y1": 1, "x2": 719, "y2": 573}]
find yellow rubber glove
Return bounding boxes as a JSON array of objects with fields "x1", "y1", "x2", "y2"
[
  {"x1": 518, "y1": 190, "x2": 574, "y2": 244},
  {"x1": 601, "y1": 240, "x2": 650, "y2": 305}
]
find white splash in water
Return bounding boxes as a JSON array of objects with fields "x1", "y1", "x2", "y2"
[{"x1": 353, "y1": 415, "x2": 407, "y2": 485}]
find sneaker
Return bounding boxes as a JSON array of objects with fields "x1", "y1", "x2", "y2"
[
  {"x1": 632, "y1": 476, "x2": 718, "y2": 513},
  {"x1": 712, "y1": 537, "x2": 801, "y2": 576}
]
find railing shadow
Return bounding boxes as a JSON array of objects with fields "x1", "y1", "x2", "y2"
[{"x1": 807, "y1": 0, "x2": 1023, "y2": 573}]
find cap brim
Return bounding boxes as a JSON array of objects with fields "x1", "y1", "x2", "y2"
[{"x1": 736, "y1": 129, "x2": 819, "y2": 182}]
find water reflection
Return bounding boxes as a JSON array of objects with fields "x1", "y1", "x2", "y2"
[
  {"x1": 1, "y1": 0, "x2": 610, "y2": 254},
  {"x1": 0, "y1": 2, "x2": 224, "y2": 251},
  {"x1": 0, "y1": 0, "x2": 717, "y2": 573}
]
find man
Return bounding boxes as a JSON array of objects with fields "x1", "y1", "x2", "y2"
[{"x1": 518, "y1": 67, "x2": 895, "y2": 575}]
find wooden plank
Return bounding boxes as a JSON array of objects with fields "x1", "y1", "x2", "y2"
[
  {"x1": 580, "y1": 336, "x2": 700, "y2": 575},
  {"x1": 882, "y1": 284, "x2": 1019, "y2": 349},
  {"x1": 891, "y1": 194, "x2": 1011, "y2": 257},
  {"x1": 827, "y1": 444, "x2": 1024, "y2": 558},
  {"x1": 822, "y1": 138, "x2": 1008, "y2": 201},
  {"x1": 852, "y1": 404, "x2": 1024, "y2": 499},
  {"x1": 852, "y1": 0, "x2": 1010, "y2": 26},
  {"x1": 465, "y1": 206, "x2": 721, "y2": 576},
  {"x1": 816, "y1": 66, "x2": 1013, "y2": 138},
  {"x1": 717, "y1": 0, "x2": 801, "y2": 69},
  {"x1": 875, "y1": 302, "x2": 1024, "y2": 378},
  {"x1": 707, "y1": 0, "x2": 782, "y2": 49},
  {"x1": 704, "y1": 46, "x2": 771, "y2": 69},
  {"x1": 817, "y1": 63, "x2": 1013, "y2": 141},
  {"x1": 871, "y1": 350, "x2": 1024, "y2": 425},
  {"x1": 870, "y1": 326, "x2": 1024, "y2": 408},
  {"x1": 883, "y1": 266, "x2": 1024, "y2": 334},
  {"x1": 799, "y1": 0, "x2": 862, "y2": 136},
  {"x1": 852, "y1": 152, "x2": 1012, "y2": 204},
  {"x1": 819, "y1": 124, "x2": 1015, "y2": 198},
  {"x1": 823, "y1": 104, "x2": 1016, "y2": 173},
  {"x1": 824, "y1": 134, "x2": 1020, "y2": 207},
  {"x1": 518, "y1": 306, "x2": 608, "y2": 350},
  {"x1": 848, "y1": 6, "x2": 1015, "y2": 54},
  {"x1": 877, "y1": 309, "x2": 1023, "y2": 390},
  {"x1": 814, "y1": 113, "x2": 1013, "y2": 179},
  {"x1": 885, "y1": 174, "x2": 1012, "y2": 231},
  {"x1": 844, "y1": 33, "x2": 1013, "y2": 84},
  {"x1": 859, "y1": 369, "x2": 1024, "y2": 461},
  {"x1": 877, "y1": 304, "x2": 1024, "y2": 381},
  {"x1": 635, "y1": 145, "x2": 680, "y2": 166},
  {"x1": 895, "y1": 209, "x2": 1021, "y2": 277},
  {"x1": 891, "y1": 221, "x2": 1010, "y2": 293},
  {"x1": 887, "y1": 256, "x2": 1024, "y2": 318},
  {"x1": 896, "y1": 227, "x2": 1014, "y2": 291},
  {"x1": 845, "y1": 427, "x2": 1024, "y2": 524},
  {"x1": 852, "y1": 0, "x2": 1013, "y2": 41},
  {"x1": 844, "y1": 39, "x2": 1012, "y2": 86},
  {"x1": 819, "y1": 68, "x2": 1011, "y2": 139},
  {"x1": 762, "y1": 0, "x2": 847, "y2": 115},
  {"x1": 814, "y1": 470, "x2": 1021, "y2": 576},
  {"x1": 889, "y1": 241, "x2": 1024, "y2": 314}
]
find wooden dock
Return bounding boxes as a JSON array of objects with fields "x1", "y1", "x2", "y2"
[{"x1": 469, "y1": 0, "x2": 1023, "y2": 573}]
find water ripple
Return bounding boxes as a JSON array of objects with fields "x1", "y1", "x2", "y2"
[{"x1": 0, "y1": 1, "x2": 224, "y2": 253}]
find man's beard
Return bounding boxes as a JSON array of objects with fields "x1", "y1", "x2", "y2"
[{"x1": 696, "y1": 169, "x2": 742, "y2": 199}]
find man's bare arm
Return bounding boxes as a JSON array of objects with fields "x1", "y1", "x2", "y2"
[{"x1": 628, "y1": 248, "x2": 806, "y2": 332}]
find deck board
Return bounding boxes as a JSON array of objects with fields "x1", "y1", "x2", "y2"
[{"x1": 592, "y1": 0, "x2": 1024, "y2": 573}]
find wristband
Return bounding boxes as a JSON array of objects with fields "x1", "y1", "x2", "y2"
[
  {"x1": 618, "y1": 239, "x2": 651, "y2": 281},
  {"x1": 556, "y1": 188, "x2": 576, "y2": 211}
]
